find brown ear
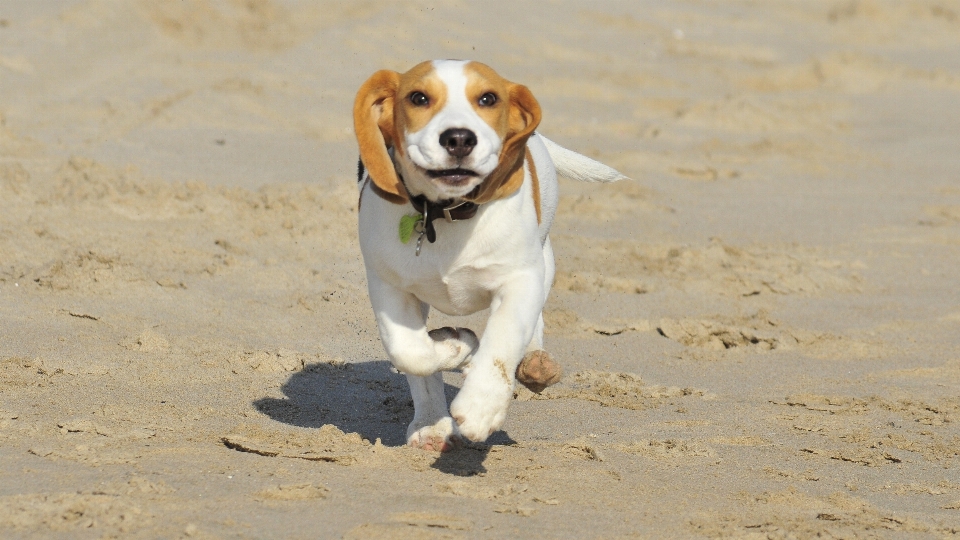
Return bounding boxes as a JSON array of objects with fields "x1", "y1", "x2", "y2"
[
  {"x1": 353, "y1": 70, "x2": 407, "y2": 203},
  {"x1": 470, "y1": 83, "x2": 542, "y2": 204}
]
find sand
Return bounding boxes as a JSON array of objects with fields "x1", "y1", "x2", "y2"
[{"x1": 1, "y1": 0, "x2": 959, "y2": 538}]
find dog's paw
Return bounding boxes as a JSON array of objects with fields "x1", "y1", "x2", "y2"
[
  {"x1": 516, "y1": 350, "x2": 562, "y2": 393},
  {"x1": 429, "y1": 327, "x2": 479, "y2": 370},
  {"x1": 450, "y1": 362, "x2": 513, "y2": 442},
  {"x1": 407, "y1": 416, "x2": 461, "y2": 452}
]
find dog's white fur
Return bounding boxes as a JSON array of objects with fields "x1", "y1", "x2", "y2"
[{"x1": 354, "y1": 60, "x2": 626, "y2": 449}]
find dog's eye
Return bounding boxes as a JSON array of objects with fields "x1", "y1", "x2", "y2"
[
  {"x1": 409, "y1": 92, "x2": 430, "y2": 106},
  {"x1": 478, "y1": 92, "x2": 498, "y2": 107}
]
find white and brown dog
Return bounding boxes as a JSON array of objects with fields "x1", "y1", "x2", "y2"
[{"x1": 353, "y1": 60, "x2": 625, "y2": 451}]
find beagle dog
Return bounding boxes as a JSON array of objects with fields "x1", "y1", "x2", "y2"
[{"x1": 354, "y1": 60, "x2": 626, "y2": 450}]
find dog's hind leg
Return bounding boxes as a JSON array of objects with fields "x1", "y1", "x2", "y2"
[
  {"x1": 525, "y1": 236, "x2": 555, "y2": 354},
  {"x1": 517, "y1": 236, "x2": 563, "y2": 393}
]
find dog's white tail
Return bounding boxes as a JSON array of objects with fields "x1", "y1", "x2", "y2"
[{"x1": 540, "y1": 134, "x2": 628, "y2": 183}]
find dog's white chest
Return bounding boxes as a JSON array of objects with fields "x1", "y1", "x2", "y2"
[
  {"x1": 358, "y1": 182, "x2": 541, "y2": 317},
  {"x1": 399, "y1": 260, "x2": 495, "y2": 316}
]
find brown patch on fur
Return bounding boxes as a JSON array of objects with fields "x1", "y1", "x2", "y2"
[
  {"x1": 526, "y1": 147, "x2": 541, "y2": 223},
  {"x1": 354, "y1": 69, "x2": 407, "y2": 203},
  {"x1": 395, "y1": 61, "x2": 448, "y2": 136},
  {"x1": 465, "y1": 62, "x2": 541, "y2": 206},
  {"x1": 494, "y1": 358, "x2": 511, "y2": 384},
  {"x1": 516, "y1": 350, "x2": 562, "y2": 393},
  {"x1": 353, "y1": 61, "x2": 450, "y2": 205},
  {"x1": 465, "y1": 62, "x2": 512, "y2": 139}
]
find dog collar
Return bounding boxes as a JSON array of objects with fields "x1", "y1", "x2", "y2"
[
  {"x1": 410, "y1": 195, "x2": 478, "y2": 242},
  {"x1": 397, "y1": 167, "x2": 480, "y2": 255},
  {"x1": 359, "y1": 157, "x2": 481, "y2": 256},
  {"x1": 398, "y1": 195, "x2": 477, "y2": 256}
]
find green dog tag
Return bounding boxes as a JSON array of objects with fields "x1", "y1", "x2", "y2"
[{"x1": 399, "y1": 214, "x2": 421, "y2": 244}]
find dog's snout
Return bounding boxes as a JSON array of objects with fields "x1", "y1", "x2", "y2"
[{"x1": 439, "y1": 128, "x2": 477, "y2": 158}]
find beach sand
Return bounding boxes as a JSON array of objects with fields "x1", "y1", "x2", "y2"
[{"x1": 1, "y1": 1, "x2": 959, "y2": 537}]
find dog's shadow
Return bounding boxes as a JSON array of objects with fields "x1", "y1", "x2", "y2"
[{"x1": 253, "y1": 360, "x2": 514, "y2": 475}]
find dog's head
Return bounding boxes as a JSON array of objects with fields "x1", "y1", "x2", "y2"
[{"x1": 354, "y1": 60, "x2": 541, "y2": 203}]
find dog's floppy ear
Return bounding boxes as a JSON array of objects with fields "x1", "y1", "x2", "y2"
[
  {"x1": 354, "y1": 70, "x2": 407, "y2": 204},
  {"x1": 470, "y1": 83, "x2": 542, "y2": 204}
]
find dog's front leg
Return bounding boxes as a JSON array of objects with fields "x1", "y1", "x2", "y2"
[
  {"x1": 367, "y1": 273, "x2": 478, "y2": 450},
  {"x1": 405, "y1": 372, "x2": 460, "y2": 451},
  {"x1": 450, "y1": 271, "x2": 545, "y2": 442},
  {"x1": 368, "y1": 273, "x2": 478, "y2": 375}
]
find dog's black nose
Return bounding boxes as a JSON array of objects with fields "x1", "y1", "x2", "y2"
[{"x1": 439, "y1": 128, "x2": 477, "y2": 158}]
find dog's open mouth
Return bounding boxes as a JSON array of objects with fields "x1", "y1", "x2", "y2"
[{"x1": 425, "y1": 168, "x2": 478, "y2": 187}]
